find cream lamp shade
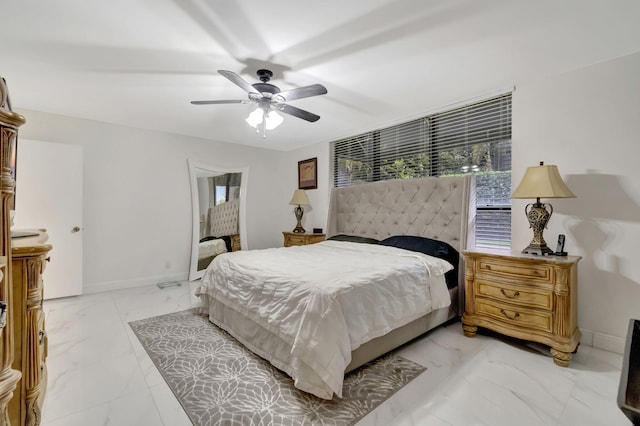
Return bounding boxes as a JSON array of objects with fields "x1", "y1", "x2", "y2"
[
  {"x1": 511, "y1": 163, "x2": 576, "y2": 199},
  {"x1": 289, "y1": 189, "x2": 310, "y2": 206},
  {"x1": 511, "y1": 161, "x2": 575, "y2": 256}
]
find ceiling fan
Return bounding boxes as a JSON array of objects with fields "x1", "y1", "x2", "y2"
[{"x1": 191, "y1": 69, "x2": 327, "y2": 136}]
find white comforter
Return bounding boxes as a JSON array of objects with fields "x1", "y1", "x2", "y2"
[{"x1": 197, "y1": 240, "x2": 452, "y2": 399}]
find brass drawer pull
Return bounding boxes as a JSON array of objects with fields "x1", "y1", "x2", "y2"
[
  {"x1": 531, "y1": 270, "x2": 540, "y2": 276},
  {"x1": 485, "y1": 265, "x2": 492, "y2": 270},
  {"x1": 500, "y1": 288, "x2": 520, "y2": 299},
  {"x1": 39, "y1": 330, "x2": 46, "y2": 345},
  {"x1": 500, "y1": 309, "x2": 520, "y2": 320}
]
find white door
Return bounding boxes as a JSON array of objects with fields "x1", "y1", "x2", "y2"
[{"x1": 13, "y1": 139, "x2": 83, "y2": 299}]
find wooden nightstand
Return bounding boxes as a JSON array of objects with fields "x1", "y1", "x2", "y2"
[
  {"x1": 230, "y1": 234, "x2": 241, "y2": 251},
  {"x1": 461, "y1": 250, "x2": 581, "y2": 367},
  {"x1": 283, "y1": 232, "x2": 326, "y2": 247}
]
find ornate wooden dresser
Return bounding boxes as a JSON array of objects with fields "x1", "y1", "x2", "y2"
[
  {"x1": 8, "y1": 231, "x2": 51, "y2": 426},
  {"x1": 462, "y1": 250, "x2": 581, "y2": 367},
  {"x1": 0, "y1": 84, "x2": 24, "y2": 425}
]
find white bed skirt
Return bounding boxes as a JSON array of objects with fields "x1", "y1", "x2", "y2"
[{"x1": 198, "y1": 286, "x2": 458, "y2": 398}]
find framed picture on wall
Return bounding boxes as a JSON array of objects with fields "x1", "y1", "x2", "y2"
[{"x1": 298, "y1": 157, "x2": 317, "y2": 190}]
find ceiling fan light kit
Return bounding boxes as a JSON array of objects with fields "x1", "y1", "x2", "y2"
[
  {"x1": 191, "y1": 69, "x2": 327, "y2": 138},
  {"x1": 245, "y1": 107, "x2": 264, "y2": 128},
  {"x1": 264, "y1": 110, "x2": 284, "y2": 130},
  {"x1": 245, "y1": 107, "x2": 284, "y2": 135}
]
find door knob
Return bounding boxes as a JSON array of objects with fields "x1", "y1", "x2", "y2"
[{"x1": 71, "y1": 226, "x2": 81, "y2": 233}]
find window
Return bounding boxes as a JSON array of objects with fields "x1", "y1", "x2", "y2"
[
  {"x1": 209, "y1": 172, "x2": 242, "y2": 206},
  {"x1": 331, "y1": 93, "x2": 512, "y2": 249}
]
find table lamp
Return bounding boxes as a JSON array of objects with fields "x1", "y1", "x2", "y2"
[
  {"x1": 511, "y1": 161, "x2": 575, "y2": 255},
  {"x1": 289, "y1": 189, "x2": 310, "y2": 233}
]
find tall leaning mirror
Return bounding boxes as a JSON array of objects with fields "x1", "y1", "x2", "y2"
[{"x1": 188, "y1": 159, "x2": 249, "y2": 281}]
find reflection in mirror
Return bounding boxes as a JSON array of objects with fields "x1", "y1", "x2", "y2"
[{"x1": 188, "y1": 159, "x2": 248, "y2": 281}]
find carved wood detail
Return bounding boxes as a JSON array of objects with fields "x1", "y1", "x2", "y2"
[
  {"x1": 9, "y1": 239, "x2": 51, "y2": 426},
  {"x1": 462, "y1": 250, "x2": 581, "y2": 367},
  {"x1": 0, "y1": 105, "x2": 24, "y2": 426}
]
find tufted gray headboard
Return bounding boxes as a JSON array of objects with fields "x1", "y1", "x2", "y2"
[
  {"x1": 206, "y1": 198, "x2": 240, "y2": 237},
  {"x1": 326, "y1": 176, "x2": 472, "y2": 251}
]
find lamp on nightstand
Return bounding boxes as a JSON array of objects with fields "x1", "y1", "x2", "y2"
[
  {"x1": 289, "y1": 189, "x2": 310, "y2": 233},
  {"x1": 511, "y1": 161, "x2": 575, "y2": 255}
]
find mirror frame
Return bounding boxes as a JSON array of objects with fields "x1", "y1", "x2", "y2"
[{"x1": 188, "y1": 159, "x2": 249, "y2": 281}]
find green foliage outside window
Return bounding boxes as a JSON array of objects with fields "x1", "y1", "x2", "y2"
[{"x1": 380, "y1": 153, "x2": 430, "y2": 180}]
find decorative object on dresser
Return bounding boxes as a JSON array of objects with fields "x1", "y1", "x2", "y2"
[
  {"x1": 462, "y1": 250, "x2": 581, "y2": 367},
  {"x1": 283, "y1": 231, "x2": 325, "y2": 247},
  {"x1": 9, "y1": 230, "x2": 52, "y2": 426},
  {"x1": 0, "y1": 81, "x2": 24, "y2": 425},
  {"x1": 289, "y1": 189, "x2": 310, "y2": 233},
  {"x1": 511, "y1": 161, "x2": 576, "y2": 255}
]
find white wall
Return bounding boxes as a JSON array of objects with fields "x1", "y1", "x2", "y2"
[
  {"x1": 18, "y1": 110, "x2": 282, "y2": 293},
  {"x1": 277, "y1": 143, "x2": 331, "y2": 236},
  {"x1": 512, "y1": 51, "x2": 640, "y2": 351}
]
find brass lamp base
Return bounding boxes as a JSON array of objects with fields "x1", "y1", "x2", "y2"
[
  {"x1": 292, "y1": 205, "x2": 305, "y2": 233},
  {"x1": 521, "y1": 242, "x2": 555, "y2": 256},
  {"x1": 522, "y1": 199, "x2": 554, "y2": 256}
]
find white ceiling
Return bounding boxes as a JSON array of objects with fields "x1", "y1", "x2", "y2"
[{"x1": 2, "y1": 0, "x2": 640, "y2": 151}]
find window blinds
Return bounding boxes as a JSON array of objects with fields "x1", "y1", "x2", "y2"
[{"x1": 331, "y1": 93, "x2": 512, "y2": 249}]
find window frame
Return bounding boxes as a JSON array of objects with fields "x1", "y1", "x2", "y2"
[{"x1": 330, "y1": 93, "x2": 512, "y2": 250}]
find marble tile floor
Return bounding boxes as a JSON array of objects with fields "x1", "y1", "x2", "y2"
[{"x1": 40, "y1": 281, "x2": 631, "y2": 426}]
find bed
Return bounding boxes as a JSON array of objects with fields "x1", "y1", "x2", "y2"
[
  {"x1": 197, "y1": 236, "x2": 230, "y2": 270},
  {"x1": 197, "y1": 175, "x2": 472, "y2": 399}
]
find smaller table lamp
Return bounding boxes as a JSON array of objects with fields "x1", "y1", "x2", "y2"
[
  {"x1": 289, "y1": 189, "x2": 310, "y2": 233},
  {"x1": 511, "y1": 161, "x2": 575, "y2": 255}
]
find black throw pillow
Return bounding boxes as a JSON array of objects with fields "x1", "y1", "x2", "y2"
[{"x1": 380, "y1": 235, "x2": 459, "y2": 289}]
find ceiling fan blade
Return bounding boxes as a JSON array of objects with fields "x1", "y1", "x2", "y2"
[
  {"x1": 277, "y1": 84, "x2": 327, "y2": 102},
  {"x1": 218, "y1": 70, "x2": 261, "y2": 95},
  {"x1": 190, "y1": 100, "x2": 249, "y2": 105},
  {"x1": 278, "y1": 104, "x2": 321, "y2": 122}
]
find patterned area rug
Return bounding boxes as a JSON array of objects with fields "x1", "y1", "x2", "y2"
[{"x1": 130, "y1": 309, "x2": 426, "y2": 425}]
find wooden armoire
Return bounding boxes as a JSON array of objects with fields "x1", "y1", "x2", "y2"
[
  {"x1": 0, "y1": 78, "x2": 24, "y2": 425},
  {"x1": 0, "y1": 79, "x2": 51, "y2": 426}
]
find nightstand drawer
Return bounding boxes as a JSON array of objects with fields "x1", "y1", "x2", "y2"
[
  {"x1": 476, "y1": 280, "x2": 553, "y2": 310},
  {"x1": 476, "y1": 299, "x2": 553, "y2": 333},
  {"x1": 283, "y1": 232, "x2": 326, "y2": 247},
  {"x1": 286, "y1": 235, "x2": 307, "y2": 246},
  {"x1": 477, "y1": 257, "x2": 553, "y2": 283}
]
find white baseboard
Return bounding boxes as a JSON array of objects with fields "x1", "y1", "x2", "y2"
[
  {"x1": 83, "y1": 272, "x2": 190, "y2": 294},
  {"x1": 78, "y1": 281, "x2": 633, "y2": 356},
  {"x1": 581, "y1": 329, "x2": 626, "y2": 355}
]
